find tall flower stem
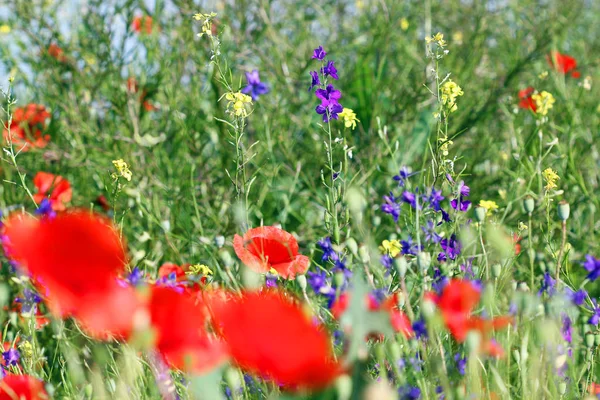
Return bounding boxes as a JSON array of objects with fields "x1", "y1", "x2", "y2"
[{"x1": 556, "y1": 220, "x2": 567, "y2": 285}]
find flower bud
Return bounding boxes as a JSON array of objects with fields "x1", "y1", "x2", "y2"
[
  {"x1": 523, "y1": 196, "x2": 535, "y2": 214},
  {"x1": 334, "y1": 271, "x2": 346, "y2": 288},
  {"x1": 595, "y1": 334, "x2": 600, "y2": 346},
  {"x1": 345, "y1": 238, "x2": 359, "y2": 256},
  {"x1": 474, "y1": 207, "x2": 486, "y2": 222},
  {"x1": 394, "y1": 257, "x2": 408, "y2": 278},
  {"x1": 372, "y1": 215, "x2": 381, "y2": 227},
  {"x1": 358, "y1": 245, "x2": 370, "y2": 263},
  {"x1": 585, "y1": 333, "x2": 595, "y2": 348},
  {"x1": 466, "y1": 331, "x2": 481, "y2": 355},
  {"x1": 558, "y1": 382, "x2": 567, "y2": 395},
  {"x1": 416, "y1": 252, "x2": 431, "y2": 271},
  {"x1": 225, "y1": 367, "x2": 241, "y2": 391},
  {"x1": 557, "y1": 201, "x2": 570, "y2": 221},
  {"x1": 335, "y1": 375, "x2": 353, "y2": 400},
  {"x1": 219, "y1": 250, "x2": 234, "y2": 267},
  {"x1": 512, "y1": 349, "x2": 521, "y2": 364},
  {"x1": 214, "y1": 235, "x2": 225, "y2": 248},
  {"x1": 492, "y1": 263, "x2": 502, "y2": 278},
  {"x1": 296, "y1": 274, "x2": 307, "y2": 291}
]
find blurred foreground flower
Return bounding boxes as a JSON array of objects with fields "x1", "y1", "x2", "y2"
[
  {"x1": 0, "y1": 374, "x2": 48, "y2": 400},
  {"x1": 32, "y1": 172, "x2": 72, "y2": 211},
  {"x1": 2, "y1": 104, "x2": 51, "y2": 151},
  {"x1": 547, "y1": 51, "x2": 580, "y2": 78}
]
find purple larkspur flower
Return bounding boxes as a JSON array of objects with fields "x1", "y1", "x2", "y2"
[
  {"x1": 428, "y1": 188, "x2": 445, "y2": 211},
  {"x1": 589, "y1": 299, "x2": 600, "y2": 325},
  {"x1": 450, "y1": 181, "x2": 471, "y2": 212},
  {"x1": 321, "y1": 60, "x2": 339, "y2": 80},
  {"x1": 422, "y1": 220, "x2": 441, "y2": 243},
  {"x1": 317, "y1": 237, "x2": 338, "y2": 262},
  {"x1": 156, "y1": 272, "x2": 184, "y2": 293},
  {"x1": 2, "y1": 348, "x2": 19, "y2": 367},
  {"x1": 15, "y1": 288, "x2": 41, "y2": 314},
  {"x1": 307, "y1": 269, "x2": 329, "y2": 294},
  {"x1": 412, "y1": 319, "x2": 428, "y2": 339},
  {"x1": 438, "y1": 234, "x2": 461, "y2": 261},
  {"x1": 312, "y1": 46, "x2": 327, "y2": 60},
  {"x1": 401, "y1": 236, "x2": 421, "y2": 256},
  {"x1": 565, "y1": 287, "x2": 587, "y2": 306},
  {"x1": 380, "y1": 254, "x2": 393, "y2": 273},
  {"x1": 127, "y1": 267, "x2": 144, "y2": 286},
  {"x1": 454, "y1": 353, "x2": 467, "y2": 375},
  {"x1": 432, "y1": 268, "x2": 449, "y2": 294},
  {"x1": 402, "y1": 191, "x2": 419, "y2": 209},
  {"x1": 583, "y1": 255, "x2": 600, "y2": 282},
  {"x1": 35, "y1": 198, "x2": 55, "y2": 218},
  {"x1": 308, "y1": 71, "x2": 320, "y2": 91},
  {"x1": 315, "y1": 84, "x2": 343, "y2": 122},
  {"x1": 241, "y1": 70, "x2": 269, "y2": 100},
  {"x1": 538, "y1": 272, "x2": 556, "y2": 296},
  {"x1": 382, "y1": 192, "x2": 401, "y2": 222},
  {"x1": 440, "y1": 209, "x2": 451, "y2": 224},
  {"x1": 265, "y1": 272, "x2": 277, "y2": 288},
  {"x1": 369, "y1": 288, "x2": 388, "y2": 308},
  {"x1": 332, "y1": 258, "x2": 352, "y2": 288},
  {"x1": 399, "y1": 385, "x2": 421, "y2": 400},
  {"x1": 561, "y1": 314, "x2": 572, "y2": 343},
  {"x1": 393, "y1": 166, "x2": 414, "y2": 187}
]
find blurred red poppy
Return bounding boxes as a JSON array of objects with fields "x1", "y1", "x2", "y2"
[
  {"x1": 547, "y1": 51, "x2": 580, "y2": 78},
  {"x1": 132, "y1": 16, "x2": 155, "y2": 34},
  {"x1": 2, "y1": 211, "x2": 137, "y2": 340},
  {"x1": 429, "y1": 279, "x2": 512, "y2": 356},
  {"x1": 0, "y1": 374, "x2": 48, "y2": 400},
  {"x1": 95, "y1": 195, "x2": 111, "y2": 212},
  {"x1": 157, "y1": 263, "x2": 188, "y2": 282},
  {"x1": 2, "y1": 104, "x2": 51, "y2": 151},
  {"x1": 149, "y1": 286, "x2": 226, "y2": 373},
  {"x1": 47, "y1": 43, "x2": 66, "y2": 62},
  {"x1": 32, "y1": 172, "x2": 72, "y2": 211},
  {"x1": 233, "y1": 226, "x2": 310, "y2": 279},
  {"x1": 126, "y1": 78, "x2": 156, "y2": 112},
  {"x1": 211, "y1": 290, "x2": 341, "y2": 390},
  {"x1": 518, "y1": 87, "x2": 537, "y2": 112}
]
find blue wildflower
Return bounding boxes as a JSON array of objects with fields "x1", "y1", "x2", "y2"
[
  {"x1": 454, "y1": 353, "x2": 467, "y2": 375},
  {"x1": 402, "y1": 191, "x2": 419, "y2": 209},
  {"x1": 561, "y1": 314, "x2": 572, "y2": 343},
  {"x1": 308, "y1": 71, "x2": 321, "y2": 91},
  {"x1": 241, "y1": 70, "x2": 269, "y2": 101},
  {"x1": 312, "y1": 46, "x2": 327, "y2": 60},
  {"x1": 382, "y1": 192, "x2": 401, "y2": 222},
  {"x1": 321, "y1": 60, "x2": 339, "y2": 80},
  {"x1": 588, "y1": 299, "x2": 600, "y2": 325},
  {"x1": 438, "y1": 234, "x2": 461, "y2": 262},
  {"x1": 315, "y1": 84, "x2": 343, "y2": 122},
  {"x1": 432, "y1": 268, "x2": 449, "y2": 294},
  {"x1": 35, "y1": 198, "x2": 55, "y2": 218},
  {"x1": 307, "y1": 269, "x2": 329, "y2": 294},
  {"x1": 14, "y1": 288, "x2": 41, "y2": 314},
  {"x1": 422, "y1": 220, "x2": 441, "y2": 243},
  {"x1": 565, "y1": 287, "x2": 587, "y2": 306},
  {"x1": 427, "y1": 188, "x2": 445, "y2": 211},
  {"x1": 412, "y1": 319, "x2": 428, "y2": 339},
  {"x1": 538, "y1": 272, "x2": 556, "y2": 296},
  {"x1": 317, "y1": 237, "x2": 338, "y2": 262},
  {"x1": 450, "y1": 181, "x2": 471, "y2": 211},
  {"x1": 2, "y1": 348, "x2": 19, "y2": 367},
  {"x1": 401, "y1": 236, "x2": 421, "y2": 256},
  {"x1": 399, "y1": 385, "x2": 421, "y2": 400},
  {"x1": 265, "y1": 272, "x2": 277, "y2": 288},
  {"x1": 127, "y1": 267, "x2": 144, "y2": 286},
  {"x1": 393, "y1": 166, "x2": 414, "y2": 187},
  {"x1": 380, "y1": 254, "x2": 393, "y2": 273},
  {"x1": 583, "y1": 254, "x2": 600, "y2": 281}
]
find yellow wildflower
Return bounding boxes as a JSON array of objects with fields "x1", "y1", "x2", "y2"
[
  {"x1": 19, "y1": 341, "x2": 33, "y2": 359},
  {"x1": 400, "y1": 18, "x2": 409, "y2": 31},
  {"x1": 225, "y1": 91, "x2": 253, "y2": 118},
  {"x1": 441, "y1": 79, "x2": 464, "y2": 112},
  {"x1": 518, "y1": 221, "x2": 528, "y2": 231},
  {"x1": 452, "y1": 31, "x2": 464, "y2": 45},
  {"x1": 426, "y1": 32, "x2": 446, "y2": 47},
  {"x1": 0, "y1": 25, "x2": 10, "y2": 34},
  {"x1": 538, "y1": 71, "x2": 548, "y2": 80},
  {"x1": 531, "y1": 91, "x2": 555, "y2": 116},
  {"x1": 379, "y1": 239, "x2": 402, "y2": 258},
  {"x1": 187, "y1": 264, "x2": 214, "y2": 276},
  {"x1": 112, "y1": 159, "x2": 132, "y2": 181},
  {"x1": 339, "y1": 108, "x2": 360, "y2": 130},
  {"x1": 438, "y1": 137, "x2": 453, "y2": 157},
  {"x1": 479, "y1": 200, "x2": 499, "y2": 215},
  {"x1": 542, "y1": 168, "x2": 559, "y2": 190},
  {"x1": 194, "y1": 12, "x2": 217, "y2": 37},
  {"x1": 268, "y1": 267, "x2": 278, "y2": 275}
]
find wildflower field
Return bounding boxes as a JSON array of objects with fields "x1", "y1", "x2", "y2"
[{"x1": 1, "y1": 0, "x2": 600, "y2": 399}]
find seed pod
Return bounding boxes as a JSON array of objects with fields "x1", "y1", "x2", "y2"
[
  {"x1": 345, "y1": 238, "x2": 359, "y2": 256},
  {"x1": 474, "y1": 206, "x2": 486, "y2": 222},
  {"x1": 296, "y1": 274, "x2": 307, "y2": 291},
  {"x1": 523, "y1": 196, "x2": 535, "y2": 214},
  {"x1": 416, "y1": 252, "x2": 431, "y2": 271},
  {"x1": 492, "y1": 263, "x2": 502, "y2": 278},
  {"x1": 335, "y1": 375, "x2": 352, "y2": 400},
  {"x1": 585, "y1": 333, "x2": 595, "y2": 348},
  {"x1": 557, "y1": 201, "x2": 570, "y2": 221},
  {"x1": 394, "y1": 257, "x2": 408, "y2": 278}
]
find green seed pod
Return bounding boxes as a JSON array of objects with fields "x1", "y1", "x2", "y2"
[
  {"x1": 558, "y1": 382, "x2": 567, "y2": 395},
  {"x1": 466, "y1": 331, "x2": 482, "y2": 355},
  {"x1": 595, "y1": 334, "x2": 600, "y2": 346},
  {"x1": 394, "y1": 257, "x2": 408, "y2": 278},
  {"x1": 372, "y1": 215, "x2": 381, "y2": 227},
  {"x1": 474, "y1": 206, "x2": 487, "y2": 222},
  {"x1": 523, "y1": 196, "x2": 535, "y2": 214},
  {"x1": 84, "y1": 384, "x2": 93, "y2": 398},
  {"x1": 335, "y1": 375, "x2": 352, "y2": 400},
  {"x1": 416, "y1": 252, "x2": 431, "y2": 271},
  {"x1": 511, "y1": 281, "x2": 518, "y2": 291},
  {"x1": 214, "y1": 235, "x2": 225, "y2": 248},
  {"x1": 219, "y1": 250, "x2": 234, "y2": 267},
  {"x1": 224, "y1": 367, "x2": 241, "y2": 391},
  {"x1": 513, "y1": 349, "x2": 521, "y2": 364},
  {"x1": 557, "y1": 201, "x2": 570, "y2": 221},
  {"x1": 334, "y1": 271, "x2": 346, "y2": 288},
  {"x1": 585, "y1": 333, "x2": 595, "y2": 348},
  {"x1": 345, "y1": 238, "x2": 359, "y2": 256},
  {"x1": 358, "y1": 245, "x2": 370, "y2": 263},
  {"x1": 492, "y1": 263, "x2": 502, "y2": 278},
  {"x1": 296, "y1": 274, "x2": 307, "y2": 291}
]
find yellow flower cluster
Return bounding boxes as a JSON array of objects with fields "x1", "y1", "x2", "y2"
[
  {"x1": 0, "y1": 25, "x2": 10, "y2": 34},
  {"x1": 112, "y1": 159, "x2": 132, "y2": 181},
  {"x1": 438, "y1": 137, "x2": 453, "y2": 157},
  {"x1": 225, "y1": 92, "x2": 253, "y2": 118},
  {"x1": 400, "y1": 18, "x2": 409, "y2": 31},
  {"x1": 194, "y1": 12, "x2": 217, "y2": 37},
  {"x1": 426, "y1": 32, "x2": 446, "y2": 47},
  {"x1": 441, "y1": 79, "x2": 464, "y2": 112},
  {"x1": 187, "y1": 264, "x2": 214, "y2": 276},
  {"x1": 339, "y1": 108, "x2": 360, "y2": 130},
  {"x1": 531, "y1": 91, "x2": 555, "y2": 116},
  {"x1": 379, "y1": 239, "x2": 402, "y2": 258},
  {"x1": 542, "y1": 168, "x2": 559, "y2": 190},
  {"x1": 479, "y1": 200, "x2": 499, "y2": 215}
]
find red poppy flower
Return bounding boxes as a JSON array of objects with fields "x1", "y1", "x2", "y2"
[
  {"x1": 430, "y1": 279, "x2": 512, "y2": 356},
  {"x1": 32, "y1": 172, "x2": 72, "y2": 211},
  {"x1": 149, "y1": 286, "x2": 226, "y2": 373},
  {"x1": 518, "y1": 87, "x2": 537, "y2": 112},
  {"x1": 2, "y1": 104, "x2": 51, "y2": 151},
  {"x1": 512, "y1": 234, "x2": 522, "y2": 255},
  {"x1": 132, "y1": 16, "x2": 154, "y2": 34},
  {"x1": 2, "y1": 211, "x2": 136, "y2": 339},
  {"x1": 126, "y1": 78, "x2": 156, "y2": 112},
  {"x1": 0, "y1": 374, "x2": 48, "y2": 400},
  {"x1": 233, "y1": 226, "x2": 310, "y2": 279},
  {"x1": 47, "y1": 43, "x2": 66, "y2": 62},
  {"x1": 547, "y1": 51, "x2": 580, "y2": 78},
  {"x1": 95, "y1": 195, "x2": 111, "y2": 212},
  {"x1": 589, "y1": 383, "x2": 600, "y2": 395},
  {"x1": 157, "y1": 263, "x2": 188, "y2": 282},
  {"x1": 211, "y1": 290, "x2": 341, "y2": 390}
]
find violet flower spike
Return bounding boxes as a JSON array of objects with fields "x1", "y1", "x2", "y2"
[{"x1": 241, "y1": 70, "x2": 269, "y2": 101}]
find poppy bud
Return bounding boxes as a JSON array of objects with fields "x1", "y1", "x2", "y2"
[
  {"x1": 595, "y1": 334, "x2": 600, "y2": 346},
  {"x1": 585, "y1": 333, "x2": 595, "y2": 348},
  {"x1": 296, "y1": 274, "x2": 307, "y2": 291},
  {"x1": 582, "y1": 324, "x2": 591, "y2": 335},
  {"x1": 421, "y1": 297, "x2": 436, "y2": 319},
  {"x1": 557, "y1": 201, "x2": 570, "y2": 221},
  {"x1": 219, "y1": 250, "x2": 234, "y2": 267},
  {"x1": 225, "y1": 367, "x2": 241, "y2": 392},
  {"x1": 335, "y1": 375, "x2": 352, "y2": 400},
  {"x1": 492, "y1": 263, "x2": 502, "y2": 278},
  {"x1": 372, "y1": 215, "x2": 381, "y2": 227},
  {"x1": 474, "y1": 207, "x2": 486, "y2": 222},
  {"x1": 394, "y1": 257, "x2": 407, "y2": 278},
  {"x1": 334, "y1": 271, "x2": 346, "y2": 288},
  {"x1": 214, "y1": 235, "x2": 225, "y2": 248},
  {"x1": 346, "y1": 238, "x2": 358, "y2": 256},
  {"x1": 416, "y1": 252, "x2": 431, "y2": 271},
  {"x1": 523, "y1": 196, "x2": 535, "y2": 214},
  {"x1": 85, "y1": 384, "x2": 93, "y2": 398},
  {"x1": 511, "y1": 281, "x2": 518, "y2": 290},
  {"x1": 358, "y1": 245, "x2": 370, "y2": 263},
  {"x1": 558, "y1": 382, "x2": 567, "y2": 395}
]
